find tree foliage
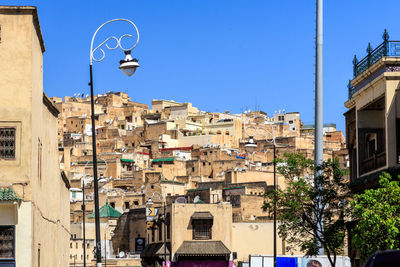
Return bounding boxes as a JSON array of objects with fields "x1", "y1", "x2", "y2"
[
  {"x1": 263, "y1": 153, "x2": 352, "y2": 267},
  {"x1": 351, "y1": 172, "x2": 400, "y2": 260}
]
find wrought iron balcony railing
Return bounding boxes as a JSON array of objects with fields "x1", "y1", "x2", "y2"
[
  {"x1": 348, "y1": 30, "x2": 400, "y2": 99},
  {"x1": 353, "y1": 40, "x2": 400, "y2": 78}
]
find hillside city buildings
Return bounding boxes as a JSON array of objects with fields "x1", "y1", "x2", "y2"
[{"x1": 51, "y1": 91, "x2": 348, "y2": 266}]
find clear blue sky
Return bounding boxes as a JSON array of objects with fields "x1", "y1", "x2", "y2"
[{"x1": 4, "y1": 1, "x2": 400, "y2": 132}]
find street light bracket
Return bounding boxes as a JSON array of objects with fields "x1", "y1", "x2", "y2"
[{"x1": 90, "y1": 18, "x2": 139, "y2": 64}]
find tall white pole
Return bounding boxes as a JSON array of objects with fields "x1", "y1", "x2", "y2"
[{"x1": 315, "y1": 0, "x2": 324, "y2": 255}]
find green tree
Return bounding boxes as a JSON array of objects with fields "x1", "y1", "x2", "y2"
[
  {"x1": 351, "y1": 172, "x2": 400, "y2": 260},
  {"x1": 263, "y1": 153, "x2": 352, "y2": 267}
]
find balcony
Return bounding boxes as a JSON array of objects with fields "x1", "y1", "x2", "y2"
[
  {"x1": 360, "y1": 151, "x2": 386, "y2": 176},
  {"x1": 348, "y1": 30, "x2": 400, "y2": 98}
]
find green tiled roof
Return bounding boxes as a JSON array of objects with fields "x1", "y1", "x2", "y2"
[
  {"x1": 187, "y1": 188, "x2": 209, "y2": 192},
  {"x1": 88, "y1": 201, "x2": 122, "y2": 218},
  {"x1": 0, "y1": 187, "x2": 21, "y2": 201},
  {"x1": 121, "y1": 159, "x2": 134, "y2": 162},
  {"x1": 152, "y1": 157, "x2": 174, "y2": 163}
]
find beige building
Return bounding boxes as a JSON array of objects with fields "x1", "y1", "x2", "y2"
[
  {"x1": 345, "y1": 32, "x2": 400, "y2": 193},
  {"x1": 142, "y1": 203, "x2": 232, "y2": 267},
  {"x1": 0, "y1": 6, "x2": 70, "y2": 267}
]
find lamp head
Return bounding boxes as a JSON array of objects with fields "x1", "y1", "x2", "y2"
[
  {"x1": 245, "y1": 136, "x2": 257, "y2": 152},
  {"x1": 119, "y1": 50, "x2": 139, "y2": 76},
  {"x1": 146, "y1": 197, "x2": 154, "y2": 206}
]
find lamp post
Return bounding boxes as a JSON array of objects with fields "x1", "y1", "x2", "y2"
[
  {"x1": 243, "y1": 116, "x2": 277, "y2": 267},
  {"x1": 144, "y1": 183, "x2": 168, "y2": 266},
  {"x1": 89, "y1": 18, "x2": 140, "y2": 267},
  {"x1": 83, "y1": 158, "x2": 108, "y2": 267}
]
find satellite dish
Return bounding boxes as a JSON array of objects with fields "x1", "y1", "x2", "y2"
[
  {"x1": 119, "y1": 251, "x2": 125, "y2": 258},
  {"x1": 193, "y1": 195, "x2": 201, "y2": 203},
  {"x1": 221, "y1": 171, "x2": 225, "y2": 176},
  {"x1": 175, "y1": 197, "x2": 187, "y2": 204},
  {"x1": 216, "y1": 173, "x2": 220, "y2": 177},
  {"x1": 234, "y1": 167, "x2": 239, "y2": 171}
]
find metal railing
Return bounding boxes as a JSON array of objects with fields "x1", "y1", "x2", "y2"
[
  {"x1": 348, "y1": 30, "x2": 400, "y2": 98},
  {"x1": 353, "y1": 41, "x2": 400, "y2": 78},
  {"x1": 360, "y1": 152, "x2": 386, "y2": 175}
]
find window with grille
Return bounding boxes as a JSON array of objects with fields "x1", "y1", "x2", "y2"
[
  {"x1": 0, "y1": 226, "x2": 15, "y2": 259},
  {"x1": 0, "y1": 128, "x2": 16, "y2": 159},
  {"x1": 192, "y1": 219, "x2": 212, "y2": 240}
]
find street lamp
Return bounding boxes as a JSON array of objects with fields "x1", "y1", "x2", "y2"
[
  {"x1": 143, "y1": 184, "x2": 168, "y2": 266},
  {"x1": 89, "y1": 18, "x2": 140, "y2": 267},
  {"x1": 243, "y1": 116, "x2": 277, "y2": 267},
  {"x1": 82, "y1": 159, "x2": 108, "y2": 267}
]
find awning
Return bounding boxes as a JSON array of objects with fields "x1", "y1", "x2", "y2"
[
  {"x1": 120, "y1": 159, "x2": 134, "y2": 162},
  {"x1": 152, "y1": 157, "x2": 174, "y2": 163},
  {"x1": 175, "y1": 241, "x2": 230, "y2": 256},
  {"x1": 0, "y1": 187, "x2": 21, "y2": 201},
  {"x1": 191, "y1": 211, "x2": 213, "y2": 220}
]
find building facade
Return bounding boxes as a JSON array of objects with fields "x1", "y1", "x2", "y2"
[
  {"x1": 0, "y1": 6, "x2": 70, "y2": 267},
  {"x1": 345, "y1": 31, "x2": 400, "y2": 192}
]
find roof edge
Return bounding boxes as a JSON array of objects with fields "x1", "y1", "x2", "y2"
[{"x1": 0, "y1": 6, "x2": 45, "y2": 52}]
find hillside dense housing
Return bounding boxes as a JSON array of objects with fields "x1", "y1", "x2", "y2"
[{"x1": 51, "y1": 92, "x2": 348, "y2": 266}]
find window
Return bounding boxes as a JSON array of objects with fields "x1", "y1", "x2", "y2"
[
  {"x1": 158, "y1": 226, "x2": 162, "y2": 241},
  {"x1": 203, "y1": 152, "x2": 207, "y2": 156},
  {"x1": 0, "y1": 128, "x2": 16, "y2": 159},
  {"x1": 151, "y1": 228, "x2": 155, "y2": 242},
  {"x1": 192, "y1": 219, "x2": 212, "y2": 240},
  {"x1": 192, "y1": 167, "x2": 195, "y2": 172},
  {"x1": 203, "y1": 162, "x2": 206, "y2": 166},
  {"x1": 70, "y1": 243, "x2": 72, "y2": 248},
  {"x1": 124, "y1": 201, "x2": 130, "y2": 210},
  {"x1": 289, "y1": 120, "x2": 293, "y2": 124},
  {"x1": 133, "y1": 201, "x2": 139, "y2": 205},
  {"x1": 110, "y1": 202, "x2": 115, "y2": 208}
]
